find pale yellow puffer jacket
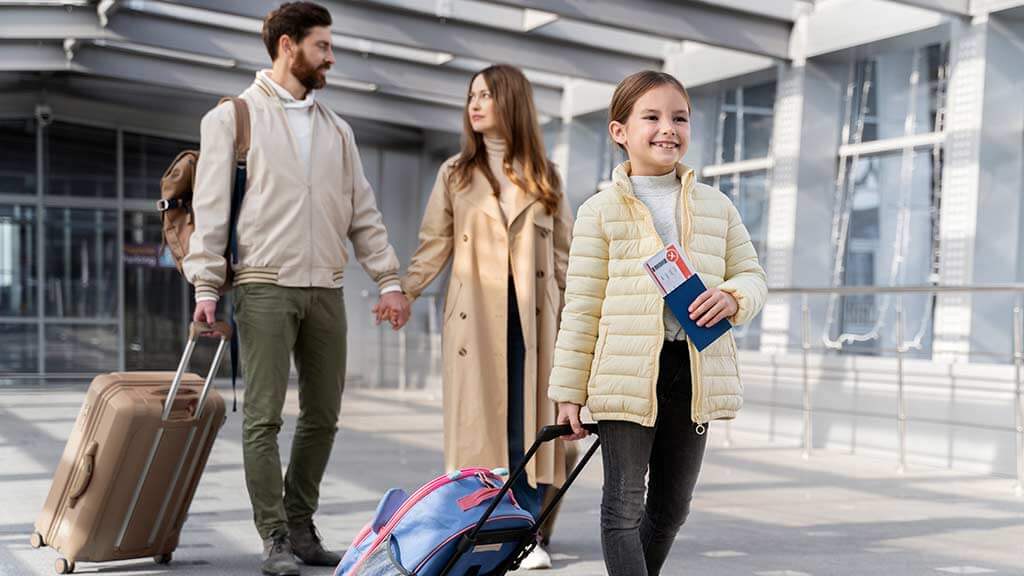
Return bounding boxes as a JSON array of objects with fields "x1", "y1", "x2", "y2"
[{"x1": 548, "y1": 161, "x2": 767, "y2": 428}]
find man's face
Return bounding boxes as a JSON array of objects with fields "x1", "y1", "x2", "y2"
[{"x1": 290, "y1": 26, "x2": 334, "y2": 91}]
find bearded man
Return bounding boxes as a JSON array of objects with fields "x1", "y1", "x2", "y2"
[{"x1": 184, "y1": 3, "x2": 409, "y2": 574}]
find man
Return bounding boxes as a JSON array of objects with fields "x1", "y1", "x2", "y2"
[{"x1": 185, "y1": 3, "x2": 409, "y2": 574}]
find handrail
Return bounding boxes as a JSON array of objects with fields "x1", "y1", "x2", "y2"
[{"x1": 767, "y1": 284, "x2": 1024, "y2": 295}]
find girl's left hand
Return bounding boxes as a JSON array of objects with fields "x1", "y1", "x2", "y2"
[{"x1": 689, "y1": 288, "x2": 738, "y2": 328}]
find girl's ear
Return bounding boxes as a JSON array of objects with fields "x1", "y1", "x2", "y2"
[{"x1": 608, "y1": 121, "x2": 628, "y2": 148}]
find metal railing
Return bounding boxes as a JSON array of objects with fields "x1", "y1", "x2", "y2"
[{"x1": 762, "y1": 284, "x2": 1024, "y2": 496}]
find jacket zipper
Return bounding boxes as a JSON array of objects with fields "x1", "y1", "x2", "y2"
[{"x1": 678, "y1": 173, "x2": 706, "y2": 434}]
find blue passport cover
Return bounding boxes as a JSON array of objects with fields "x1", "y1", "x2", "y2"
[{"x1": 664, "y1": 274, "x2": 732, "y2": 352}]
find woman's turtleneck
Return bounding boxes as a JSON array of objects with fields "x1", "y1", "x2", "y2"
[{"x1": 483, "y1": 135, "x2": 517, "y2": 224}]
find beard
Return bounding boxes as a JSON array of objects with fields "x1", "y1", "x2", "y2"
[{"x1": 291, "y1": 49, "x2": 329, "y2": 92}]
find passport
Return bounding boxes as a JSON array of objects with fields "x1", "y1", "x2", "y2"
[{"x1": 643, "y1": 243, "x2": 731, "y2": 352}]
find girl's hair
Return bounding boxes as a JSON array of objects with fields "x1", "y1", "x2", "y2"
[
  {"x1": 608, "y1": 70, "x2": 692, "y2": 151},
  {"x1": 448, "y1": 64, "x2": 562, "y2": 215}
]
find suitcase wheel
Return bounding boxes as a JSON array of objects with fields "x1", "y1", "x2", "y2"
[
  {"x1": 54, "y1": 558, "x2": 75, "y2": 574},
  {"x1": 154, "y1": 553, "x2": 172, "y2": 565},
  {"x1": 29, "y1": 531, "x2": 45, "y2": 549}
]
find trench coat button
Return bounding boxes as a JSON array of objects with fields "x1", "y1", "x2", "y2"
[
  {"x1": 536, "y1": 307, "x2": 541, "y2": 316},
  {"x1": 458, "y1": 348, "x2": 467, "y2": 357},
  {"x1": 536, "y1": 270, "x2": 545, "y2": 278},
  {"x1": 462, "y1": 234, "x2": 469, "y2": 242},
  {"x1": 539, "y1": 229, "x2": 548, "y2": 239},
  {"x1": 459, "y1": 312, "x2": 467, "y2": 320}
]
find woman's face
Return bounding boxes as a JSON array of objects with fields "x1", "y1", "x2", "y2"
[
  {"x1": 609, "y1": 84, "x2": 691, "y2": 176},
  {"x1": 467, "y1": 74, "x2": 498, "y2": 138}
]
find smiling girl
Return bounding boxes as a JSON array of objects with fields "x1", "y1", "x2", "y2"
[{"x1": 548, "y1": 71, "x2": 767, "y2": 575}]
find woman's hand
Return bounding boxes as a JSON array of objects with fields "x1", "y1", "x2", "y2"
[
  {"x1": 556, "y1": 402, "x2": 589, "y2": 441},
  {"x1": 689, "y1": 288, "x2": 738, "y2": 328}
]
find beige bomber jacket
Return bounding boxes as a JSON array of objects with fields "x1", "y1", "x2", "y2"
[{"x1": 184, "y1": 74, "x2": 400, "y2": 301}]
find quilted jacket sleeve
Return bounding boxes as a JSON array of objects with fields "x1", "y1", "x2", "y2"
[
  {"x1": 716, "y1": 202, "x2": 767, "y2": 326},
  {"x1": 548, "y1": 200, "x2": 608, "y2": 406}
]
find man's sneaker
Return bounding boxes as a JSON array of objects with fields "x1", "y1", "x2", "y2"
[
  {"x1": 288, "y1": 520, "x2": 341, "y2": 567},
  {"x1": 261, "y1": 533, "x2": 299, "y2": 576},
  {"x1": 519, "y1": 543, "x2": 552, "y2": 570}
]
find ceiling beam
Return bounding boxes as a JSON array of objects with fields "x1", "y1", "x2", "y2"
[
  {"x1": 104, "y1": 7, "x2": 561, "y2": 116},
  {"x1": 489, "y1": 0, "x2": 793, "y2": 60},
  {"x1": 883, "y1": 0, "x2": 972, "y2": 16},
  {"x1": 175, "y1": 0, "x2": 661, "y2": 83},
  {"x1": 2, "y1": 41, "x2": 463, "y2": 132}
]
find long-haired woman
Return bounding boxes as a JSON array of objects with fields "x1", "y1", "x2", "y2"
[{"x1": 398, "y1": 64, "x2": 572, "y2": 568}]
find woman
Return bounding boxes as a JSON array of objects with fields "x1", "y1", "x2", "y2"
[{"x1": 399, "y1": 64, "x2": 572, "y2": 568}]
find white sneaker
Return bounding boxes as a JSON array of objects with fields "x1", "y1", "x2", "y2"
[{"x1": 518, "y1": 544, "x2": 552, "y2": 570}]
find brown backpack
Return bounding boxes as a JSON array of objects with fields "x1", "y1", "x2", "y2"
[{"x1": 158, "y1": 97, "x2": 251, "y2": 294}]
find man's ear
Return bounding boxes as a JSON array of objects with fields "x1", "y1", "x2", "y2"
[
  {"x1": 608, "y1": 121, "x2": 628, "y2": 148},
  {"x1": 277, "y1": 34, "x2": 295, "y2": 60}
]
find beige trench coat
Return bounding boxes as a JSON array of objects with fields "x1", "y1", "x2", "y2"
[{"x1": 401, "y1": 158, "x2": 572, "y2": 487}]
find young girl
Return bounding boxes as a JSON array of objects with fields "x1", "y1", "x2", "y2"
[
  {"x1": 549, "y1": 71, "x2": 767, "y2": 576},
  {"x1": 397, "y1": 64, "x2": 572, "y2": 569}
]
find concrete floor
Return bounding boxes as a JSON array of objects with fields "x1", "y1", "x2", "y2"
[{"x1": 2, "y1": 385, "x2": 1023, "y2": 575}]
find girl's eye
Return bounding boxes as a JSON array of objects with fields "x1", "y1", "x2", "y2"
[
  {"x1": 643, "y1": 115, "x2": 657, "y2": 121},
  {"x1": 676, "y1": 117, "x2": 689, "y2": 122}
]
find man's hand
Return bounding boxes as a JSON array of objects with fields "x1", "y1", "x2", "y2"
[
  {"x1": 373, "y1": 292, "x2": 411, "y2": 330},
  {"x1": 688, "y1": 288, "x2": 738, "y2": 328},
  {"x1": 556, "y1": 402, "x2": 589, "y2": 441},
  {"x1": 193, "y1": 300, "x2": 222, "y2": 336}
]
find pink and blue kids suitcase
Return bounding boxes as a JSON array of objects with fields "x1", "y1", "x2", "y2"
[{"x1": 336, "y1": 423, "x2": 600, "y2": 576}]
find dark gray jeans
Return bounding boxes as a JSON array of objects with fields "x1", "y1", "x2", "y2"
[{"x1": 598, "y1": 340, "x2": 708, "y2": 576}]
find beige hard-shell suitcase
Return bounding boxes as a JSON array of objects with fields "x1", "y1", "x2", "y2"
[{"x1": 30, "y1": 322, "x2": 232, "y2": 574}]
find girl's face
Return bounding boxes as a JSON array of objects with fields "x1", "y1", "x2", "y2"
[
  {"x1": 468, "y1": 74, "x2": 498, "y2": 138},
  {"x1": 609, "y1": 84, "x2": 690, "y2": 176}
]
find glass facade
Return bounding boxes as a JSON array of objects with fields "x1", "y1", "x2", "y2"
[
  {"x1": 0, "y1": 120, "x2": 200, "y2": 376},
  {"x1": 718, "y1": 81, "x2": 777, "y2": 163}
]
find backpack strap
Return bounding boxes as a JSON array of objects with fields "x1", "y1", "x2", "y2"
[
  {"x1": 217, "y1": 96, "x2": 250, "y2": 413},
  {"x1": 218, "y1": 97, "x2": 250, "y2": 164}
]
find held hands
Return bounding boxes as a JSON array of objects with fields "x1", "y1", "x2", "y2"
[
  {"x1": 556, "y1": 402, "x2": 589, "y2": 441},
  {"x1": 373, "y1": 292, "x2": 411, "y2": 330},
  {"x1": 688, "y1": 288, "x2": 738, "y2": 328}
]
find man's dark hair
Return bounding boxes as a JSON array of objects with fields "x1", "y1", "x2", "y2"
[{"x1": 262, "y1": 2, "x2": 332, "y2": 61}]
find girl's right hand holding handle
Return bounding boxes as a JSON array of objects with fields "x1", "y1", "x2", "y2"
[{"x1": 557, "y1": 402, "x2": 590, "y2": 441}]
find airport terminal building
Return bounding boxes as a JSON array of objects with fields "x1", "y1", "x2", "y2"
[{"x1": 2, "y1": 0, "x2": 1024, "y2": 477}]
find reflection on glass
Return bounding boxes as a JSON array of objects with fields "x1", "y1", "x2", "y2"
[
  {"x1": 838, "y1": 150, "x2": 936, "y2": 355},
  {"x1": 718, "y1": 81, "x2": 776, "y2": 163},
  {"x1": 0, "y1": 205, "x2": 37, "y2": 316},
  {"x1": 124, "y1": 211, "x2": 190, "y2": 370},
  {"x1": 46, "y1": 122, "x2": 116, "y2": 197},
  {"x1": 0, "y1": 119, "x2": 36, "y2": 196},
  {"x1": 717, "y1": 171, "x2": 769, "y2": 350},
  {"x1": 847, "y1": 43, "x2": 948, "y2": 144},
  {"x1": 124, "y1": 133, "x2": 196, "y2": 200},
  {"x1": 0, "y1": 324, "x2": 38, "y2": 372},
  {"x1": 44, "y1": 208, "x2": 118, "y2": 318},
  {"x1": 45, "y1": 324, "x2": 118, "y2": 373}
]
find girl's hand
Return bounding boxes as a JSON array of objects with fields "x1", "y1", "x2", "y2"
[
  {"x1": 557, "y1": 402, "x2": 589, "y2": 441},
  {"x1": 689, "y1": 288, "x2": 738, "y2": 328}
]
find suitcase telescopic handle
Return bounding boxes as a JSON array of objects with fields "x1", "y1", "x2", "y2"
[{"x1": 162, "y1": 322, "x2": 233, "y2": 421}]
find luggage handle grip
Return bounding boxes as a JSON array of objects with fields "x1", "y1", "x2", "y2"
[
  {"x1": 536, "y1": 423, "x2": 599, "y2": 443},
  {"x1": 189, "y1": 321, "x2": 233, "y2": 341},
  {"x1": 68, "y1": 442, "x2": 98, "y2": 508},
  {"x1": 163, "y1": 322, "x2": 231, "y2": 421}
]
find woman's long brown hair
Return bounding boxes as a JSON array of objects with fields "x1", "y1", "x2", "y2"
[{"x1": 448, "y1": 64, "x2": 562, "y2": 215}]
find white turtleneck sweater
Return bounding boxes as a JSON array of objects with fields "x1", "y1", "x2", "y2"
[
  {"x1": 258, "y1": 70, "x2": 315, "y2": 176},
  {"x1": 631, "y1": 170, "x2": 687, "y2": 341},
  {"x1": 483, "y1": 135, "x2": 520, "y2": 224}
]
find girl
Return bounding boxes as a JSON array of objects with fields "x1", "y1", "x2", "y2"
[
  {"x1": 398, "y1": 64, "x2": 572, "y2": 568},
  {"x1": 549, "y1": 70, "x2": 767, "y2": 576}
]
